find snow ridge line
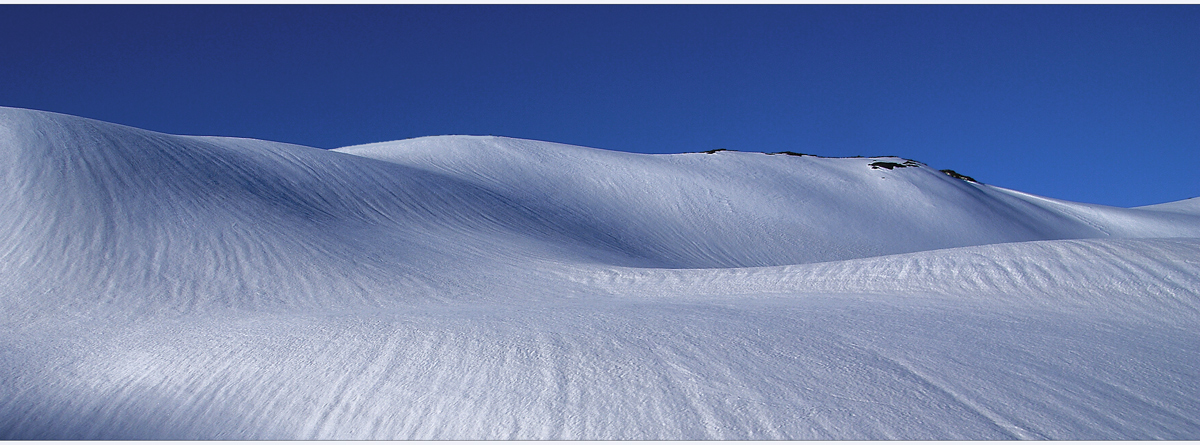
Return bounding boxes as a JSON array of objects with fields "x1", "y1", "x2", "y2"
[{"x1": 573, "y1": 238, "x2": 1200, "y2": 323}]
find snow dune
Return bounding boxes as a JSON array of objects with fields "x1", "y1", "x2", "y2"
[{"x1": 1, "y1": 107, "x2": 1198, "y2": 439}]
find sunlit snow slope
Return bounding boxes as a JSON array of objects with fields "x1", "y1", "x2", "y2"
[{"x1": 2, "y1": 107, "x2": 1199, "y2": 439}]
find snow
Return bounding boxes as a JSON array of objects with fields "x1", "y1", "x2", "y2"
[
  {"x1": 1138, "y1": 196, "x2": 1200, "y2": 215},
  {"x1": 2, "y1": 106, "x2": 1199, "y2": 439}
]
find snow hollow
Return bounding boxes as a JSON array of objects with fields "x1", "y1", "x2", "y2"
[{"x1": 2, "y1": 107, "x2": 1199, "y2": 439}]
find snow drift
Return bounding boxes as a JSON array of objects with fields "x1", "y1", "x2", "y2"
[{"x1": 1, "y1": 107, "x2": 1198, "y2": 439}]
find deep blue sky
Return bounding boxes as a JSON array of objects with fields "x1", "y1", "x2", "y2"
[{"x1": 2, "y1": 5, "x2": 1197, "y2": 207}]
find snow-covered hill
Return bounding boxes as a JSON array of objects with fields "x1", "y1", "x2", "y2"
[
  {"x1": 339, "y1": 136, "x2": 1200, "y2": 267},
  {"x1": 2, "y1": 107, "x2": 1198, "y2": 439}
]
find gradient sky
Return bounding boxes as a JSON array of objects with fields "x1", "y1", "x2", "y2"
[{"x1": 1, "y1": 5, "x2": 1197, "y2": 207}]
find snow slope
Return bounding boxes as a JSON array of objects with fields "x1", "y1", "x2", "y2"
[
  {"x1": 1139, "y1": 196, "x2": 1200, "y2": 215},
  {"x1": 2, "y1": 107, "x2": 1199, "y2": 439},
  {"x1": 339, "y1": 136, "x2": 1200, "y2": 266}
]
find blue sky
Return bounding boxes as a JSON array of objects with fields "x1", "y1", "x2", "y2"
[{"x1": 1, "y1": 5, "x2": 1197, "y2": 207}]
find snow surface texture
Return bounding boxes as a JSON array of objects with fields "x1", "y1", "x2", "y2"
[{"x1": 2, "y1": 106, "x2": 1199, "y2": 439}]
